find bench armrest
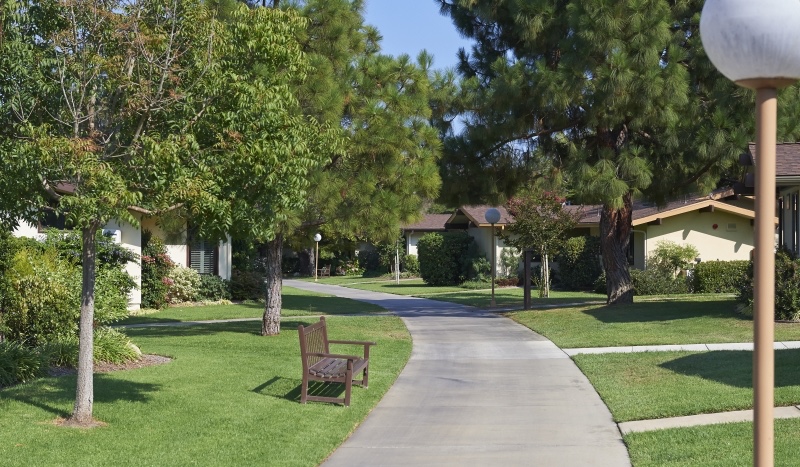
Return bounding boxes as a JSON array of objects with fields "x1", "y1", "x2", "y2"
[
  {"x1": 305, "y1": 352, "x2": 360, "y2": 361},
  {"x1": 328, "y1": 340, "x2": 377, "y2": 347}
]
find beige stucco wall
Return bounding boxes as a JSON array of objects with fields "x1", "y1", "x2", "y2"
[
  {"x1": 638, "y1": 210, "x2": 754, "y2": 266},
  {"x1": 467, "y1": 226, "x2": 510, "y2": 272}
]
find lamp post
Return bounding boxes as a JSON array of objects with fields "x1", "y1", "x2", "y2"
[
  {"x1": 485, "y1": 208, "x2": 501, "y2": 307},
  {"x1": 313, "y1": 233, "x2": 322, "y2": 282},
  {"x1": 701, "y1": 2, "x2": 800, "y2": 465}
]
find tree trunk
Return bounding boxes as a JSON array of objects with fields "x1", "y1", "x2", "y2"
[
  {"x1": 600, "y1": 193, "x2": 634, "y2": 305},
  {"x1": 262, "y1": 234, "x2": 283, "y2": 336},
  {"x1": 70, "y1": 223, "x2": 99, "y2": 425},
  {"x1": 543, "y1": 252, "x2": 550, "y2": 298},
  {"x1": 297, "y1": 248, "x2": 314, "y2": 276}
]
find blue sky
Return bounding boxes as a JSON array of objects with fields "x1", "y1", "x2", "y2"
[{"x1": 363, "y1": 0, "x2": 472, "y2": 70}]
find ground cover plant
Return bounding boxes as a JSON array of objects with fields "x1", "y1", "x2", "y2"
[
  {"x1": 624, "y1": 419, "x2": 800, "y2": 467},
  {"x1": 507, "y1": 297, "x2": 800, "y2": 348},
  {"x1": 118, "y1": 287, "x2": 385, "y2": 325},
  {"x1": 0, "y1": 315, "x2": 410, "y2": 466}
]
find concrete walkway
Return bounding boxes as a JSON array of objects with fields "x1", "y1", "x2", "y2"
[{"x1": 284, "y1": 280, "x2": 631, "y2": 467}]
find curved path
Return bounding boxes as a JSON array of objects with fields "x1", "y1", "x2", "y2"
[{"x1": 285, "y1": 280, "x2": 630, "y2": 467}]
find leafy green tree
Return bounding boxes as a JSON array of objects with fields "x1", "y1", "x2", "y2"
[
  {"x1": 502, "y1": 191, "x2": 579, "y2": 297},
  {"x1": 437, "y1": 0, "x2": 755, "y2": 304},
  {"x1": 0, "y1": 0, "x2": 223, "y2": 425}
]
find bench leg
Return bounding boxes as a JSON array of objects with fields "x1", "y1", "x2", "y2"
[
  {"x1": 301, "y1": 375, "x2": 309, "y2": 404},
  {"x1": 344, "y1": 363, "x2": 353, "y2": 407}
]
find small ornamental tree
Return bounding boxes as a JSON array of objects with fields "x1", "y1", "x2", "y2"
[{"x1": 502, "y1": 191, "x2": 581, "y2": 297}]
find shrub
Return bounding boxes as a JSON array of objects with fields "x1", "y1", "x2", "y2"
[
  {"x1": 555, "y1": 236, "x2": 603, "y2": 290},
  {"x1": 197, "y1": 274, "x2": 231, "y2": 301},
  {"x1": 738, "y1": 249, "x2": 800, "y2": 321},
  {"x1": 93, "y1": 327, "x2": 140, "y2": 364},
  {"x1": 166, "y1": 266, "x2": 201, "y2": 303},
  {"x1": 41, "y1": 229, "x2": 137, "y2": 269},
  {"x1": 140, "y1": 232, "x2": 174, "y2": 309},
  {"x1": 402, "y1": 254, "x2": 419, "y2": 275},
  {"x1": 499, "y1": 248, "x2": 520, "y2": 279},
  {"x1": 230, "y1": 270, "x2": 265, "y2": 301},
  {"x1": 649, "y1": 240, "x2": 699, "y2": 277},
  {"x1": 357, "y1": 249, "x2": 382, "y2": 274},
  {"x1": 692, "y1": 260, "x2": 749, "y2": 293},
  {"x1": 95, "y1": 266, "x2": 136, "y2": 324},
  {"x1": 495, "y1": 277, "x2": 519, "y2": 287},
  {"x1": 3, "y1": 247, "x2": 81, "y2": 345},
  {"x1": 0, "y1": 340, "x2": 47, "y2": 387},
  {"x1": 630, "y1": 268, "x2": 689, "y2": 295},
  {"x1": 418, "y1": 231, "x2": 477, "y2": 286},
  {"x1": 38, "y1": 335, "x2": 79, "y2": 368}
]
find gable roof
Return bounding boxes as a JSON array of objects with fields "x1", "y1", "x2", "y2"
[
  {"x1": 747, "y1": 142, "x2": 800, "y2": 183},
  {"x1": 402, "y1": 214, "x2": 452, "y2": 231},
  {"x1": 446, "y1": 205, "x2": 514, "y2": 228}
]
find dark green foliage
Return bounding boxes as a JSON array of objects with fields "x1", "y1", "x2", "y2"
[
  {"x1": 41, "y1": 229, "x2": 137, "y2": 269},
  {"x1": 140, "y1": 231, "x2": 174, "y2": 309},
  {"x1": 197, "y1": 274, "x2": 231, "y2": 301},
  {"x1": 738, "y1": 250, "x2": 800, "y2": 321},
  {"x1": 692, "y1": 260, "x2": 749, "y2": 294},
  {"x1": 93, "y1": 327, "x2": 139, "y2": 365},
  {"x1": 358, "y1": 249, "x2": 382, "y2": 274},
  {"x1": 37, "y1": 335, "x2": 79, "y2": 368},
  {"x1": 0, "y1": 340, "x2": 47, "y2": 388},
  {"x1": 418, "y1": 231, "x2": 482, "y2": 285},
  {"x1": 462, "y1": 242, "x2": 491, "y2": 282},
  {"x1": 402, "y1": 254, "x2": 419, "y2": 275},
  {"x1": 630, "y1": 269, "x2": 690, "y2": 296},
  {"x1": 229, "y1": 270, "x2": 265, "y2": 301},
  {"x1": 556, "y1": 236, "x2": 603, "y2": 291}
]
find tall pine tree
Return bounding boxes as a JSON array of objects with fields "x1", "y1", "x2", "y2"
[{"x1": 437, "y1": 0, "x2": 756, "y2": 304}]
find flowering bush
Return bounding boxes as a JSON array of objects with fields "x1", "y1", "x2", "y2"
[
  {"x1": 166, "y1": 267, "x2": 201, "y2": 303},
  {"x1": 140, "y1": 232, "x2": 174, "y2": 309}
]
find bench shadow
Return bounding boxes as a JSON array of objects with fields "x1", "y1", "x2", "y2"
[
  {"x1": 251, "y1": 376, "x2": 345, "y2": 402},
  {"x1": 660, "y1": 349, "x2": 800, "y2": 388},
  {"x1": 584, "y1": 300, "x2": 745, "y2": 324},
  {"x1": 5, "y1": 374, "x2": 162, "y2": 418}
]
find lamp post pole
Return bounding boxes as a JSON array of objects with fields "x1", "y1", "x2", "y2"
[
  {"x1": 313, "y1": 233, "x2": 322, "y2": 282},
  {"x1": 701, "y1": 2, "x2": 800, "y2": 465},
  {"x1": 485, "y1": 208, "x2": 501, "y2": 307}
]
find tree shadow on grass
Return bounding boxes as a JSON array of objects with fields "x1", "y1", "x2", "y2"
[
  {"x1": 122, "y1": 320, "x2": 318, "y2": 340},
  {"x1": 660, "y1": 349, "x2": 800, "y2": 388},
  {"x1": 4, "y1": 374, "x2": 162, "y2": 418},
  {"x1": 584, "y1": 300, "x2": 745, "y2": 324}
]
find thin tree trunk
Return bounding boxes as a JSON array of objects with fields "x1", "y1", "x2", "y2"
[
  {"x1": 262, "y1": 234, "x2": 283, "y2": 336},
  {"x1": 70, "y1": 223, "x2": 99, "y2": 425},
  {"x1": 543, "y1": 252, "x2": 550, "y2": 298},
  {"x1": 600, "y1": 193, "x2": 634, "y2": 305}
]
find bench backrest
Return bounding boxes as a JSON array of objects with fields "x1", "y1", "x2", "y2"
[{"x1": 298, "y1": 316, "x2": 330, "y2": 371}]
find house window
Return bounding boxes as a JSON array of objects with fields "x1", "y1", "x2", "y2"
[
  {"x1": 38, "y1": 211, "x2": 72, "y2": 232},
  {"x1": 189, "y1": 238, "x2": 218, "y2": 275}
]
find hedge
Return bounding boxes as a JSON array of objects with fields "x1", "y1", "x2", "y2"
[
  {"x1": 555, "y1": 236, "x2": 602, "y2": 290},
  {"x1": 418, "y1": 231, "x2": 480, "y2": 286},
  {"x1": 692, "y1": 260, "x2": 749, "y2": 293}
]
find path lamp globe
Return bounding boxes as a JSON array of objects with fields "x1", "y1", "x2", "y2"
[
  {"x1": 701, "y1": 2, "x2": 800, "y2": 465},
  {"x1": 313, "y1": 233, "x2": 322, "y2": 282},
  {"x1": 485, "y1": 208, "x2": 501, "y2": 307}
]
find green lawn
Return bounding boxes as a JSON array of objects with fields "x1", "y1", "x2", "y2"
[
  {"x1": 119, "y1": 286, "x2": 386, "y2": 325},
  {"x1": 573, "y1": 349, "x2": 800, "y2": 422},
  {"x1": 507, "y1": 297, "x2": 800, "y2": 348},
  {"x1": 294, "y1": 274, "x2": 400, "y2": 286},
  {"x1": 0, "y1": 315, "x2": 411, "y2": 466},
  {"x1": 625, "y1": 419, "x2": 800, "y2": 467},
  {"x1": 342, "y1": 279, "x2": 604, "y2": 308}
]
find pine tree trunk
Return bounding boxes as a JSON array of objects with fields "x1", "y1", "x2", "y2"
[
  {"x1": 600, "y1": 193, "x2": 634, "y2": 305},
  {"x1": 262, "y1": 234, "x2": 283, "y2": 336},
  {"x1": 297, "y1": 248, "x2": 314, "y2": 276},
  {"x1": 71, "y1": 223, "x2": 99, "y2": 425}
]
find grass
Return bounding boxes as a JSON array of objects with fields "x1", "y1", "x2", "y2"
[
  {"x1": 624, "y1": 419, "x2": 800, "y2": 467},
  {"x1": 294, "y1": 274, "x2": 399, "y2": 286},
  {"x1": 507, "y1": 296, "x2": 800, "y2": 348},
  {"x1": 0, "y1": 315, "x2": 411, "y2": 466},
  {"x1": 342, "y1": 278, "x2": 604, "y2": 308},
  {"x1": 118, "y1": 286, "x2": 386, "y2": 325},
  {"x1": 573, "y1": 349, "x2": 800, "y2": 422}
]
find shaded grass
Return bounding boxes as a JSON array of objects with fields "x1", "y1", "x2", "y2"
[
  {"x1": 344, "y1": 279, "x2": 604, "y2": 308},
  {"x1": 118, "y1": 286, "x2": 385, "y2": 325},
  {"x1": 625, "y1": 419, "x2": 800, "y2": 466},
  {"x1": 573, "y1": 349, "x2": 800, "y2": 422},
  {"x1": 508, "y1": 297, "x2": 800, "y2": 348},
  {"x1": 0, "y1": 315, "x2": 410, "y2": 466}
]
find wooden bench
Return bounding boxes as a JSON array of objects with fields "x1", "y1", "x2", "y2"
[
  {"x1": 317, "y1": 265, "x2": 331, "y2": 277},
  {"x1": 298, "y1": 316, "x2": 376, "y2": 406}
]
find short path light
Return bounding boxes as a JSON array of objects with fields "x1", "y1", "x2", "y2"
[
  {"x1": 701, "y1": 2, "x2": 800, "y2": 465},
  {"x1": 485, "y1": 208, "x2": 501, "y2": 307}
]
